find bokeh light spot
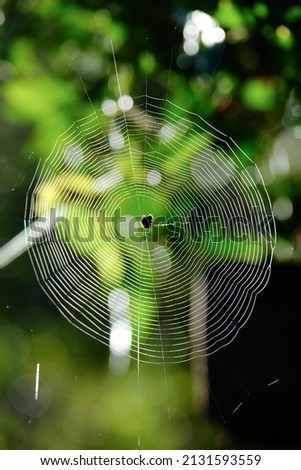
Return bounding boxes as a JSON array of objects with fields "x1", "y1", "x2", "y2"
[
  {"x1": 273, "y1": 197, "x2": 293, "y2": 221},
  {"x1": 109, "y1": 131, "x2": 124, "y2": 149},
  {"x1": 118, "y1": 95, "x2": 134, "y2": 112},
  {"x1": 102, "y1": 99, "x2": 118, "y2": 116},
  {"x1": 147, "y1": 170, "x2": 162, "y2": 186}
]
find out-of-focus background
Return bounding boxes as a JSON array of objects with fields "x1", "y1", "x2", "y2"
[{"x1": 1, "y1": 0, "x2": 301, "y2": 450}]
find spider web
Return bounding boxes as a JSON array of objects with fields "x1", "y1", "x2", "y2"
[{"x1": 24, "y1": 92, "x2": 276, "y2": 365}]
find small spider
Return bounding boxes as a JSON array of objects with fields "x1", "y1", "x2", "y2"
[{"x1": 141, "y1": 214, "x2": 153, "y2": 230}]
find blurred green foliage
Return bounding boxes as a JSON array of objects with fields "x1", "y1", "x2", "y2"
[{"x1": 0, "y1": 0, "x2": 301, "y2": 450}]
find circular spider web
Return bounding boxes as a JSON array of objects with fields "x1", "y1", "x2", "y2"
[{"x1": 25, "y1": 95, "x2": 276, "y2": 364}]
